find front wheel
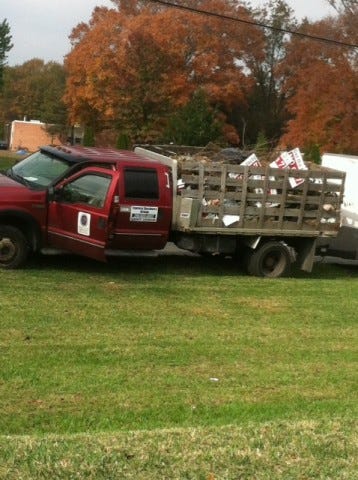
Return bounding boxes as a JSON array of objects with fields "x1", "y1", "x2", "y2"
[
  {"x1": 0, "y1": 226, "x2": 29, "y2": 269},
  {"x1": 246, "y1": 241, "x2": 292, "y2": 278}
]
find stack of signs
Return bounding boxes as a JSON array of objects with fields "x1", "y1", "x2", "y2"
[
  {"x1": 270, "y1": 148, "x2": 307, "y2": 188},
  {"x1": 241, "y1": 153, "x2": 264, "y2": 193},
  {"x1": 241, "y1": 153, "x2": 277, "y2": 201},
  {"x1": 228, "y1": 153, "x2": 261, "y2": 181},
  {"x1": 223, "y1": 155, "x2": 263, "y2": 224}
]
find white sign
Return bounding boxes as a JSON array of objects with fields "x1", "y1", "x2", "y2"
[
  {"x1": 241, "y1": 153, "x2": 261, "y2": 168},
  {"x1": 77, "y1": 212, "x2": 91, "y2": 236},
  {"x1": 223, "y1": 215, "x2": 240, "y2": 226},
  {"x1": 130, "y1": 206, "x2": 158, "y2": 222},
  {"x1": 241, "y1": 153, "x2": 277, "y2": 200},
  {"x1": 270, "y1": 148, "x2": 307, "y2": 188}
]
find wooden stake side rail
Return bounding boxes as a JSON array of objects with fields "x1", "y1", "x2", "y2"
[{"x1": 176, "y1": 163, "x2": 345, "y2": 236}]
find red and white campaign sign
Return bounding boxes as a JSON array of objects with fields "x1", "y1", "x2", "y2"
[
  {"x1": 241, "y1": 153, "x2": 261, "y2": 167},
  {"x1": 270, "y1": 148, "x2": 307, "y2": 188},
  {"x1": 241, "y1": 153, "x2": 277, "y2": 201}
]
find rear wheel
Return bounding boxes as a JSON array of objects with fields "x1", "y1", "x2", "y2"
[
  {"x1": 0, "y1": 226, "x2": 29, "y2": 269},
  {"x1": 246, "y1": 241, "x2": 291, "y2": 278}
]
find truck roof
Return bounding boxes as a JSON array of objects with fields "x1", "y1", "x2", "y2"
[{"x1": 41, "y1": 145, "x2": 157, "y2": 165}]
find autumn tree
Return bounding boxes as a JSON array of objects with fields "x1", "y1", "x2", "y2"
[
  {"x1": 279, "y1": 14, "x2": 358, "y2": 154},
  {"x1": 64, "y1": 1, "x2": 262, "y2": 144},
  {"x1": 109, "y1": 0, "x2": 149, "y2": 14},
  {"x1": 326, "y1": 0, "x2": 357, "y2": 14},
  {"x1": 1, "y1": 59, "x2": 68, "y2": 139},
  {"x1": 231, "y1": 0, "x2": 296, "y2": 147}
]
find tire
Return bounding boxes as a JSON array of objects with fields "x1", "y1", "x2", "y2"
[
  {"x1": 0, "y1": 226, "x2": 29, "y2": 269},
  {"x1": 247, "y1": 241, "x2": 291, "y2": 278}
]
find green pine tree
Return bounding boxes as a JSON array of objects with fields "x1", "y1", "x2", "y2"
[
  {"x1": 304, "y1": 144, "x2": 321, "y2": 165},
  {"x1": 0, "y1": 19, "x2": 13, "y2": 91},
  {"x1": 116, "y1": 132, "x2": 131, "y2": 150},
  {"x1": 83, "y1": 126, "x2": 95, "y2": 147},
  {"x1": 163, "y1": 90, "x2": 223, "y2": 146}
]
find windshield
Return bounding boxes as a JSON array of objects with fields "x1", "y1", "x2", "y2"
[{"x1": 9, "y1": 151, "x2": 72, "y2": 188}]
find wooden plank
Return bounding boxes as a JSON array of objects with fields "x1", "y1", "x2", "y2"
[
  {"x1": 297, "y1": 171, "x2": 310, "y2": 228},
  {"x1": 196, "y1": 164, "x2": 205, "y2": 227},
  {"x1": 238, "y1": 167, "x2": 249, "y2": 227},
  {"x1": 258, "y1": 167, "x2": 270, "y2": 228},
  {"x1": 219, "y1": 164, "x2": 227, "y2": 224},
  {"x1": 277, "y1": 170, "x2": 289, "y2": 229}
]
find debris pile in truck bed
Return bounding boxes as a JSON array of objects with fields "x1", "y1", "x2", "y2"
[
  {"x1": 135, "y1": 144, "x2": 345, "y2": 235},
  {"x1": 171, "y1": 145, "x2": 282, "y2": 167},
  {"x1": 177, "y1": 147, "x2": 309, "y2": 192},
  {"x1": 175, "y1": 147, "x2": 345, "y2": 235}
]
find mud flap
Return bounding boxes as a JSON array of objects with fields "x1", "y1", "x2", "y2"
[{"x1": 296, "y1": 238, "x2": 317, "y2": 272}]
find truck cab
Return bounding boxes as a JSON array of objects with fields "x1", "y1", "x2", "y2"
[{"x1": 0, "y1": 146, "x2": 173, "y2": 268}]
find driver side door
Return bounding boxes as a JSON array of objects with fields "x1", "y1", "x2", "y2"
[{"x1": 47, "y1": 167, "x2": 118, "y2": 262}]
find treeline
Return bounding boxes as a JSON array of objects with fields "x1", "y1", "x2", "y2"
[{"x1": 1, "y1": 0, "x2": 357, "y2": 155}]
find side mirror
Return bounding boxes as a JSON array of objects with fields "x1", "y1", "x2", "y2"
[
  {"x1": 48, "y1": 186, "x2": 62, "y2": 202},
  {"x1": 47, "y1": 186, "x2": 55, "y2": 201}
]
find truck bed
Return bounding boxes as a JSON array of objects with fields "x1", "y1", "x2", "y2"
[
  {"x1": 135, "y1": 145, "x2": 345, "y2": 239},
  {"x1": 175, "y1": 161, "x2": 345, "y2": 237}
]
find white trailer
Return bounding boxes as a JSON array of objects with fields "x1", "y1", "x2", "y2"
[{"x1": 317, "y1": 153, "x2": 358, "y2": 260}]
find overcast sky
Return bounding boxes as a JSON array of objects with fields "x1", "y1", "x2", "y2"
[{"x1": 3, "y1": 0, "x2": 336, "y2": 66}]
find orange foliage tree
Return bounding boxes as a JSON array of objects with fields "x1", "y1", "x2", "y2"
[
  {"x1": 64, "y1": 0, "x2": 263, "y2": 144},
  {"x1": 279, "y1": 13, "x2": 358, "y2": 154}
]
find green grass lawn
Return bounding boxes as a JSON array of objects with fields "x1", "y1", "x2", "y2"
[
  {"x1": 0, "y1": 254, "x2": 357, "y2": 478},
  {"x1": 0, "y1": 152, "x2": 27, "y2": 170}
]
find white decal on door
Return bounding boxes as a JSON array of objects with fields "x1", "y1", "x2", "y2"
[
  {"x1": 78, "y1": 212, "x2": 91, "y2": 236},
  {"x1": 130, "y1": 206, "x2": 158, "y2": 222}
]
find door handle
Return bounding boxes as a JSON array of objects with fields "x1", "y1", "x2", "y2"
[{"x1": 164, "y1": 172, "x2": 170, "y2": 189}]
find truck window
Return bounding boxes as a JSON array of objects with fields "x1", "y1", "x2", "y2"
[
  {"x1": 124, "y1": 168, "x2": 159, "y2": 199},
  {"x1": 61, "y1": 173, "x2": 112, "y2": 208},
  {"x1": 10, "y1": 151, "x2": 71, "y2": 188}
]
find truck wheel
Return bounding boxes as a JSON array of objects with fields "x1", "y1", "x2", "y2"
[
  {"x1": 0, "y1": 226, "x2": 29, "y2": 269},
  {"x1": 247, "y1": 241, "x2": 291, "y2": 278}
]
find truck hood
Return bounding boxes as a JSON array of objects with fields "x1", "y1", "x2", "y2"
[
  {"x1": 0, "y1": 173, "x2": 46, "y2": 203},
  {"x1": 0, "y1": 172, "x2": 27, "y2": 188}
]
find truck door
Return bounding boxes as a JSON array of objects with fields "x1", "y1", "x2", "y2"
[
  {"x1": 47, "y1": 167, "x2": 118, "y2": 261},
  {"x1": 111, "y1": 164, "x2": 172, "y2": 250}
]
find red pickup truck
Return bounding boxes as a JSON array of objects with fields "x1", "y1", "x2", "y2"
[{"x1": 0, "y1": 145, "x2": 345, "y2": 277}]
